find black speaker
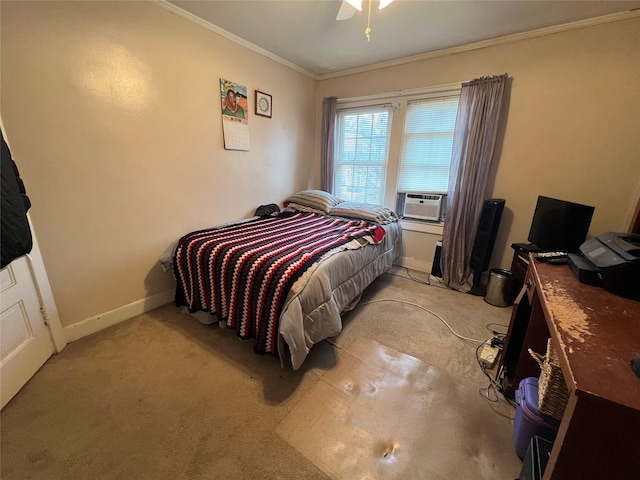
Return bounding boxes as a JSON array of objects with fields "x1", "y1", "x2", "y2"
[
  {"x1": 431, "y1": 241, "x2": 443, "y2": 278},
  {"x1": 469, "y1": 198, "x2": 505, "y2": 295}
]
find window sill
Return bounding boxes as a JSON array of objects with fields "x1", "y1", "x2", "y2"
[{"x1": 400, "y1": 219, "x2": 444, "y2": 235}]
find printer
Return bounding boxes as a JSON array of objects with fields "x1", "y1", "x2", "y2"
[{"x1": 568, "y1": 232, "x2": 640, "y2": 301}]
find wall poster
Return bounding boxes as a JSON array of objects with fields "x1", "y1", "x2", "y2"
[{"x1": 220, "y1": 78, "x2": 250, "y2": 151}]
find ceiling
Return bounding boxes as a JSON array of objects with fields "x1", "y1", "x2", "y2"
[{"x1": 163, "y1": 0, "x2": 640, "y2": 78}]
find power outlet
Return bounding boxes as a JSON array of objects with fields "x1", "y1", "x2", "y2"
[{"x1": 480, "y1": 344, "x2": 499, "y2": 369}]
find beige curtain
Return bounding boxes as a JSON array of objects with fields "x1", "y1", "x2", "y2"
[
  {"x1": 441, "y1": 74, "x2": 508, "y2": 292},
  {"x1": 320, "y1": 97, "x2": 337, "y2": 193}
]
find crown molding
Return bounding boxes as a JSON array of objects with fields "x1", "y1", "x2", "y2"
[
  {"x1": 149, "y1": 0, "x2": 315, "y2": 78},
  {"x1": 316, "y1": 10, "x2": 640, "y2": 81}
]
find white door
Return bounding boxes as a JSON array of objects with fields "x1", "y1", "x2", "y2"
[{"x1": 0, "y1": 255, "x2": 54, "y2": 409}]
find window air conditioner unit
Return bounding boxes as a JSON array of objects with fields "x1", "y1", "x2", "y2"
[{"x1": 402, "y1": 193, "x2": 443, "y2": 221}]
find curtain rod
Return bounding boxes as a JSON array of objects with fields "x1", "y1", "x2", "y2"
[
  {"x1": 462, "y1": 73, "x2": 509, "y2": 87},
  {"x1": 335, "y1": 81, "x2": 464, "y2": 104}
]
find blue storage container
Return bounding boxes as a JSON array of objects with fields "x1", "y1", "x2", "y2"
[{"x1": 514, "y1": 377, "x2": 561, "y2": 459}]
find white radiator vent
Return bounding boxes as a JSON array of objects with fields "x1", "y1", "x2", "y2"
[{"x1": 402, "y1": 193, "x2": 443, "y2": 221}]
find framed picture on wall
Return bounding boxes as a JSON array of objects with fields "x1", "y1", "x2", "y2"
[{"x1": 255, "y1": 90, "x2": 272, "y2": 118}]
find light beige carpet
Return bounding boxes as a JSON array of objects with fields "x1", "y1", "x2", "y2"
[
  {"x1": 0, "y1": 267, "x2": 521, "y2": 479},
  {"x1": 278, "y1": 337, "x2": 520, "y2": 480}
]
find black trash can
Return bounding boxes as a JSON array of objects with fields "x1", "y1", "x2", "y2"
[
  {"x1": 518, "y1": 436, "x2": 553, "y2": 480},
  {"x1": 484, "y1": 268, "x2": 515, "y2": 307}
]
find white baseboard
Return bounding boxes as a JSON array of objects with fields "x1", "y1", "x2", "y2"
[
  {"x1": 397, "y1": 257, "x2": 432, "y2": 274},
  {"x1": 63, "y1": 289, "x2": 175, "y2": 342}
]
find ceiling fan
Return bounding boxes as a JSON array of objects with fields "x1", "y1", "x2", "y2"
[{"x1": 336, "y1": 0, "x2": 395, "y2": 40}]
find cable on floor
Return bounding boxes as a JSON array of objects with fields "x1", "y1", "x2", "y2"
[
  {"x1": 485, "y1": 322, "x2": 508, "y2": 336},
  {"x1": 384, "y1": 268, "x2": 455, "y2": 290},
  {"x1": 355, "y1": 298, "x2": 485, "y2": 344},
  {"x1": 475, "y1": 338, "x2": 517, "y2": 411},
  {"x1": 406, "y1": 268, "x2": 430, "y2": 285},
  {"x1": 384, "y1": 268, "x2": 429, "y2": 285},
  {"x1": 349, "y1": 280, "x2": 517, "y2": 410}
]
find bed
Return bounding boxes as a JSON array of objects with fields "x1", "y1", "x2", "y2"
[{"x1": 163, "y1": 190, "x2": 402, "y2": 370}]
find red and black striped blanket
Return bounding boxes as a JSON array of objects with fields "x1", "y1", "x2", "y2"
[{"x1": 173, "y1": 211, "x2": 385, "y2": 356}]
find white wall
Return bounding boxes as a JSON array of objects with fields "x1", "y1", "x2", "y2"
[
  {"x1": 0, "y1": 1, "x2": 316, "y2": 329},
  {"x1": 317, "y1": 16, "x2": 640, "y2": 272}
]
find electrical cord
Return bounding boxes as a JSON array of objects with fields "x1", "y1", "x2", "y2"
[
  {"x1": 355, "y1": 298, "x2": 485, "y2": 344},
  {"x1": 385, "y1": 268, "x2": 430, "y2": 285},
  {"x1": 485, "y1": 322, "x2": 508, "y2": 336},
  {"x1": 357, "y1": 272, "x2": 517, "y2": 411},
  {"x1": 384, "y1": 267, "x2": 449, "y2": 288},
  {"x1": 406, "y1": 268, "x2": 430, "y2": 285},
  {"x1": 352, "y1": 299, "x2": 517, "y2": 411},
  {"x1": 476, "y1": 336, "x2": 517, "y2": 411}
]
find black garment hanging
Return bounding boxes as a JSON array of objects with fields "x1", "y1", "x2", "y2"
[{"x1": 1, "y1": 130, "x2": 33, "y2": 268}]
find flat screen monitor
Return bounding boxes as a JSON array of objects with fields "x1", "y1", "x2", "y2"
[{"x1": 527, "y1": 196, "x2": 595, "y2": 252}]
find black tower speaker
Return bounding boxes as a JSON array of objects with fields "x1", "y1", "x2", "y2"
[
  {"x1": 431, "y1": 241, "x2": 443, "y2": 278},
  {"x1": 469, "y1": 198, "x2": 505, "y2": 296}
]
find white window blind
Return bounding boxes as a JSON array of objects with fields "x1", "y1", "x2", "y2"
[
  {"x1": 397, "y1": 96, "x2": 459, "y2": 193},
  {"x1": 334, "y1": 106, "x2": 392, "y2": 204}
]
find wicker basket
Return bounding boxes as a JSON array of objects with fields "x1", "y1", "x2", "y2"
[{"x1": 528, "y1": 339, "x2": 569, "y2": 420}]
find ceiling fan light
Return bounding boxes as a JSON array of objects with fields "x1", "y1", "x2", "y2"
[
  {"x1": 379, "y1": 0, "x2": 393, "y2": 9},
  {"x1": 346, "y1": 0, "x2": 363, "y2": 11}
]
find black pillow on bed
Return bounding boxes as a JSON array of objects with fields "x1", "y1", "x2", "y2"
[{"x1": 254, "y1": 203, "x2": 280, "y2": 217}]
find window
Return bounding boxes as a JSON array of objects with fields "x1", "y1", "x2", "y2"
[
  {"x1": 398, "y1": 96, "x2": 459, "y2": 192},
  {"x1": 334, "y1": 106, "x2": 392, "y2": 204},
  {"x1": 333, "y1": 85, "x2": 460, "y2": 210}
]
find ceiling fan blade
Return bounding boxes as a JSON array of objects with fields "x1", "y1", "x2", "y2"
[{"x1": 336, "y1": 1, "x2": 356, "y2": 21}]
